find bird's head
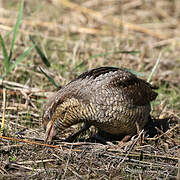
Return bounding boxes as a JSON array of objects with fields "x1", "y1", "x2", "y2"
[
  {"x1": 42, "y1": 101, "x2": 69, "y2": 143},
  {"x1": 42, "y1": 96, "x2": 87, "y2": 143}
]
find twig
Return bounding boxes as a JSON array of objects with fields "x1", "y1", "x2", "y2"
[
  {"x1": 1, "y1": 88, "x2": 6, "y2": 135},
  {"x1": 155, "y1": 127, "x2": 178, "y2": 145},
  {"x1": 0, "y1": 79, "x2": 53, "y2": 97},
  {"x1": 152, "y1": 38, "x2": 180, "y2": 48},
  {"x1": 0, "y1": 166, "x2": 9, "y2": 175},
  {"x1": 68, "y1": 167, "x2": 83, "y2": 179},
  {"x1": 103, "y1": 152, "x2": 177, "y2": 169},
  {"x1": 146, "y1": 124, "x2": 179, "y2": 141},
  {"x1": 16, "y1": 159, "x2": 57, "y2": 165},
  {"x1": 118, "y1": 130, "x2": 144, "y2": 166},
  {"x1": 0, "y1": 79, "x2": 41, "y2": 93},
  {"x1": 107, "y1": 149, "x2": 178, "y2": 160},
  {"x1": 0, "y1": 135, "x2": 82, "y2": 151},
  {"x1": 62, "y1": 144, "x2": 73, "y2": 178},
  {"x1": 7, "y1": 163, "x2": 43, "y2": 172},
  {"x1": 20, "y1": 90, "x2": 38, "y2": 110},
  {"x1": 122, "y1": 0, "x2": 142, "y2": 10}
]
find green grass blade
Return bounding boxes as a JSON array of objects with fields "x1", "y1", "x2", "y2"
[
  {"x1": 9, "y1": 44, "x2": 35, "y2": 72},
  {"x1": 147, "y1": 52, "x2": 161, "y2": 82},
  {"x1": 0, "y1": 34, "x2": 9, "y2": 74},
  {"x1": 9, "y1": 0, "x2": 24, "y2": 61},
  {"x1": 30, "y1": 3, "x2": 43, "y2": 15},
  {"x1": 5, "y1": 27, "x2": 14, "y2": 39},
  {"x1": 30, "y1": 36, "x2": 50, "y2": 67},
  {"x1": 35, "y1": 29, "x2": 48, "y2": 58},
  {"x1": 73, "y1": 61, "x2": 85, "y2": 71},
  {"x1": 39, "y1": 66, "x2": 59, "y2": 88},
  {"x1": 116, "y1": 50, "x2": 140, "y2": 54},
  {"x1": 123, "y1": 68, "x2": 144, "y2": 77}
]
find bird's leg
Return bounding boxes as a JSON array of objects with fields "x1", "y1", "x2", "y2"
[
  {"x1": 65, "y1": 123, "x2": 91, "y2": 142},
  {"x1": 117, "y1": 124, "x2": 141, "y2": 146},
  {"x1": 90, "y1": 134, "x2": 114, "y2": 145},
  {"x1": 121, "y1": 135, "x2": 131, "y2": 142},
  {"x1": 117, "y1": 135, "x2": 132, "y2": 147}
]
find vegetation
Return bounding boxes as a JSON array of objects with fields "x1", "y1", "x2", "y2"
[{"x1": 0, "y1": 0, "x2": 179, "y2": 179}]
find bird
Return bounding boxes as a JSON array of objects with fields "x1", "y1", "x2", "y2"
[{"x1": 42, "y1": 67, "x2": 158, "y2": 143}]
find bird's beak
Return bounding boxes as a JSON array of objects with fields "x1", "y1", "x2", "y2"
[{"x1": 45, "y1": 121, "x2": 56, "y2": 143}]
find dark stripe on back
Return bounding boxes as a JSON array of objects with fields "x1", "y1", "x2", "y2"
[{"x1": 75, "y1": 67, "x2": 120, "y2": 80}]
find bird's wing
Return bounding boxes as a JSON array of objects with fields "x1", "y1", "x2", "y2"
[{"x1": 109, "y1": 70, "x2": 158, "y2": 106}]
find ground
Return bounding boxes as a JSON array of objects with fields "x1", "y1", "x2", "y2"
[{"x1": 0, "y1": 0, "x2": 179, "y2": 179}]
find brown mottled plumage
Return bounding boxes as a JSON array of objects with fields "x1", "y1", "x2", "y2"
[{"x1": 42, "y1": 67, "x2": 157, "y2": 142}]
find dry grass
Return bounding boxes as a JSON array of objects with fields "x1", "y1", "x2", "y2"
[{"x1": 0, "y1": 0, "x2": 179, "y2": 179}]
